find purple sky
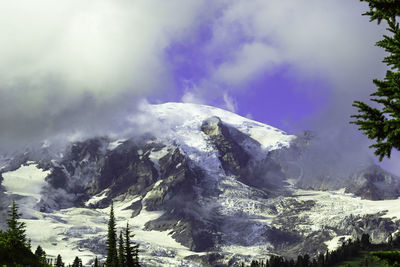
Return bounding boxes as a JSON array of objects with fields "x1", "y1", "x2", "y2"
[
  {"x1": 0, "y1": 0, "x2": 397, "y2": 172},
  {"x1": 152, "y1": 19, "x2": 333, "y2": 132},
  {"x1": 164, "y1": 44, "x2": 331, "y2": 131},
  {"x1": 149, "y1": 0, "x2": 381, "y2": 133}
]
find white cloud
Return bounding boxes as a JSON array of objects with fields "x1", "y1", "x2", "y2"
[
  {"x1": 222, "y1": 92, "x2": 237, "y2": 113},
  {"x1": 0, "y1": 0, "x2": 210, "y2": 149},
  {"x1": 214, "y1": 42, "x2": 282, "y2": 85},
  {"x1": 0, "y1": 0, "x2": 391, "y2": 160},
  {"x1": 0, "y1": 0, "x2": 207, "y2": 97},
  {"x1": 202, "y1": 0, "x2": 386, "y2": 94},
  {"x1": 181, "y1": 91, "x2": 205, "y2": 104}
]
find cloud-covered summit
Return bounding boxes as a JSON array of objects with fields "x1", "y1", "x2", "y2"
[
  {"x1": 0, "y1": 0, "x2": 217, "y2": 149},
  {"x1": 0, "y1": 0, "x2": 388, "y2": 162}
]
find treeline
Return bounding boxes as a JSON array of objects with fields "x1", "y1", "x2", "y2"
[
  {"x1": 0, "y1": 201, "x2": 140, "y2": 267},
  {"x1": 0, "y1": 201, "x2": 40, "y2": 266},
  {"x1": 246, "y1": 233, "x2": 400, "y2": 267},
  {"x1": 104, "y1": 203, "x2": 140, "y2": 267}
]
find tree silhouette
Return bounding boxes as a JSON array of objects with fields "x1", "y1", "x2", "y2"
[
  {"x1": 106, "y1": 202, "x2": 119, "y2": 267},
  {"x1": 352, "y1": 0, "x2": 400, "y2": 160}
]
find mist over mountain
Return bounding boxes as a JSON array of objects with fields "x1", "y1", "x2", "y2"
[{"x1": 1, "y1": 103, "x2": 399, "y2": 266}]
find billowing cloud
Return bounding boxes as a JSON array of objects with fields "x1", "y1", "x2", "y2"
[
  {"x1": 213, "y1": 43, "x2": 282, "y2": 85},
  {"x1": 167, "y1": 0, "x2": 394, "y2": 172},
  {"x1": 222, "y1": 92, "x2": 237, "y2": 113},
  {"x1": 0, "y1": 0, "x2": 394, "y2": 176},
  {"x1": 185, "y1": 0, "x2": 387, "y2": 97},
  {"x1": 0, "y1": 0, "x2": 213, "y2": 149}
]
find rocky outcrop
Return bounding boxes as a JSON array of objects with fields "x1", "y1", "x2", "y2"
[
  {"x1": 201, "y1": 116, "x2": 249, "y2": 178},
  {"x1": 39, "y1": 137, "x2": 161, "y2": 209},
  {"x1": 348, "y1": 212, "x2": 400, "y2": 243},
  {"x1": 145, "y1": 148, "x2": 198, "y2": 211},
  {"x1": 3, "y1": 108, "x2": 400, "y2": 266},
  {"x1": 345, "y1": 165, "x2": 400, "y2": 200},
  {"x1": 144, "y1": 148, "x2": 217, "y2": 251},
  {"x1": 97, "y1": 139, "x2": 159, "y2": 198}
]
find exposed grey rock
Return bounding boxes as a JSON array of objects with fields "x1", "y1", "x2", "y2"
[
  {"x1": 3, "y1": 113, "x2": 400, "y2": 266},
  {"x1": 201, "y1": 116, "x2": 249, "y2": 179},
  {"x1": 348, "y1": 212, "x2": 400, "y2": 243},
  {"x1": 185, "y1": 253, "x2": 226, "y2": 267},
  {"x1": 38, "y1": 137, "x2": 162, "y2": 210},
  {"x1": 145, "y1": 148, "x2": 198, "y2": 211},
  {"x1": 345, "y1": 165, "x2": 400, "y2": 200},
  {"x1": 143, "y1": 147, "x2": 218, "y2": 251},
  {"x1": 124, "y1": 199, "x2": 142, "y2": 218}
]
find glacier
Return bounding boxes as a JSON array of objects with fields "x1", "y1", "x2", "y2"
[{"x1": 0, "y1": 102, "x2": 399, "y2": 266}]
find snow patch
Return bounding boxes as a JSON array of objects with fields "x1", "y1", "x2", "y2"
[
  {"x1": 2, "y1": 163, "x2": 51, "y2": 201},
  {"x1": 85, "y1": 189, "x2": 110, "y2": 207},
  {"x1": 324, "y1": 235, "x2": 352, "y2": 252},
  {"x1": 144, "y1": 102, "x2": 294, "y2": 152},
  {"x1": 148, "y1": 146, "x2": 170, "y2": 179},
  {"x1": 137, "y1": 103, "x2": 295, "y2": 171},
  {"x1": 107, "y1": 139, "x2": 126, "y2": 150}
]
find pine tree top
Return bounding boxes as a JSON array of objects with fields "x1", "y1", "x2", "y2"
[
  {"x1": 7, "y1": 201, "x2": 27, "y2": 245},
  {"x1": 361, "y1": 0, "x2": 400, "y2": 24},
  {"x1": 106, "y1": 202, "x2": 119, "y2": 267},
  {"x1": 351, "y1": 0, "x2": 400, "y2": 160}
]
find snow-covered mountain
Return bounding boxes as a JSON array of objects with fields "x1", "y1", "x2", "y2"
[{"x1": 1, "y1": 102, "x2": 400, "y2": 266}]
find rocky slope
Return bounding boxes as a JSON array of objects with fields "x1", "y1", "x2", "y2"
[{"x1": 0, "y1": 102, "x2": 400, "y2": 266}]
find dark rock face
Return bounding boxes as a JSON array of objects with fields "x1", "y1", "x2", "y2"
[
  {"x1": 3, "y1": 114, "x2": 400, "y2": 266},
  {"x1": 144, "y1": 148, "x2": 217, "y2": 252},
  {"x1": 145, "y1": 148, "x2": 197, "y2": 211},
  {"x1": 40, "y1": 137, "x2": 161, "y2": 209},
  {"x1": 267, "y1": 131, "x2": 400, "y2": 200},
  {"x1": 46, "y1": 166, "x2": 69, "y2": 189},
  {"x1": 185, "y1": 253, "x2": 226, "y2": 267},
  {"x1": 201, "y1": 117, "x2": 249, "y2": 179},
  {"x1": 348, "y1": 212, "x2": 400, "y2": 243},
  {"x1": 124, "y1": 199, "x2": 142, "y2": 218},
  {"x1": 63, "y1": 138, "x2": 108, "y2": 173},
  {"x1": 98, "y1": 139, "x2": 159, "y2": 198},
  {"x1": 200, "y1": 117, "x2": 288, "y2": 192},
  {"x1": 145, "y1": 209, "x2": 217, "y2": 252},
  {"x1": 345, "y1": 165, "x2": 400, "y2": 200}
]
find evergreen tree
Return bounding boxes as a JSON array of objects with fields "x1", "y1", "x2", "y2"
[
  {"x1": 360, "y1": 0, "x2": 400, "y2": 24},
  {"x1": 361, "y1": 233, "x2": 371, "y2": 249},
  {"x1": 118, "y1": 231, "x2": 125, "y2": 267},
  {"x1": 106, "y1": 202, "x2": 119, "y2": 267},
  {"x1": 56, "y1": 254, "x2": 64, "y2": 267},
  {"x1": 35, "y1": 245, "x2": 47, "y2": 264},
  {"x1": 7, "y1": 200, "x2": 27, "y2": 246},
  {"x1": 0, "y1": 203, "x2": 40, "y2": 266},
  {"x1": 34, "y1": 245, "x2": 45, "y2": 257},
  {"x1": 94, "y1": 256, "x2": 99, "y2": 267},
  {"x1": 72, "y1": 256, "x2": 82, "y2": 267},
  {"x1": 317, "y1": 252, "x2": 325, "y2": 267},
  {"x1": 351, "y1": 0, "x2": 400, "y2": 160},
  {"x1": 133, "y1": 243, "x2": 140, "y2": 267},
  {"x1": 125, "y1": 222, "x2": 134, "y2": 267},
  {"x1": 124, "y1": 222, "x2": 140, "y2": 267}
]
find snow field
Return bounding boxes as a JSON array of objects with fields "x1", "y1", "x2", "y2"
[
  {"x1": 8, "y1": 103, "x2": 400, "y2": 265},
  {"x1": 2, "y1": 163, "x2": 51, "y2": 201},
  {"x1": 324, "y1": 235, "x2": 352, "y2": 252},
  {"x1": 142, "y1": 102, "x2": 295, "y2": 178},
  {"x1": 84, "y1": 189, "x2": 109, "y2": 207}
]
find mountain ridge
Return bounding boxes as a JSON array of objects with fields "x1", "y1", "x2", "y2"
[{"x1": 0, "y1": 102, "x2": 400, "y2": 266}]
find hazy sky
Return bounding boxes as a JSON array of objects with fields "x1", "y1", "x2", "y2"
[{"x1": 1, "y1": 0, "x2": 396, "y2": 171}]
